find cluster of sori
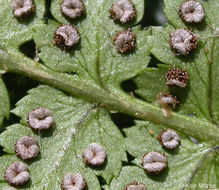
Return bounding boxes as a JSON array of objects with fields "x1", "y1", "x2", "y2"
[
  {"x1": 3, "y1": 107, "x2": 181, "y2": 189},
  {"x1": 124, "y1": 1, "x2": 205, "y2": 188},
  {"x1": 157, "y1": 66, "x2": 190, "y2": 117},
  {"x1": 122, "y1": 128, "x2": 181, "y2": 190},
  {"x1": 4, "y1": 107, "x2": 107, "y2": 189},
  {"x1": 109, "y1": 0, "x2": 137, "y2": 53},
  {"x1": 158, "y1": 0, "x2": 205, "y2": 117},
  {"x1": 4, "y1": 108, "x2": 54, "y2": 187},
  {"x1": 55, "y1": 0, "x2": 137, "y2": 52},
  {"x1": 141, "y1": 129, "x2": 181, "y2": 174},
  {"x1": 11, "y1": 0, "x2": 138, "y2": 52},
  {"x1": 7, "y1": 0, "x2": 205, "y2": 189}
]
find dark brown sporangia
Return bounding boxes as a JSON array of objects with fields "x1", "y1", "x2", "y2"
[
  {"x1": 61, "y1": 0, "x2": 86, "y2": 20},
  {"x1": 4, "y1": 162, "x2": 30, "y2": 186},
  {"x1": 11, "y1": 0, "x2": 35, "y2": 18},
  {"x1": 114, "y1": 30, "x2": 136, "y2": 53},
  {"x1": 157, "y1": 92, "x2": 179, "y2": 117},
  {"x1": 170, "y1": 29, "x2": 198, "y2": 55},
  {"x1": 15, "y1": 136, "x2": 40, "y2": 160},
  {"x1": 83, "y1": 142, "x2": 106, "y2": 166},
  {"x1": 142, "y1": 151, "x2": 168, "y2": 175},
  {"x1": 109, "y1": 0, "x2": 136, "y2": 24},
  {"x1": 165, "y1": 68, "x2": 189, "y2": 88},
  {"x1": 28, "y1": 108, "x2": 54, "y2": 131},
  {"x1": 54, "y1": 24, "x2": 80, "y2": 50},
  {"x1": 158, "y1": 129, "x2": 181, "y2": 149},
  {"x1": 123, "y1": 181, "x2": 147, "y2": 190},
  {"x1": 179, "y1": 0, "x2": 205, "y2": 23},
  {"x1": 61, "y1": 173, "x2": 86, "y2": 190}
]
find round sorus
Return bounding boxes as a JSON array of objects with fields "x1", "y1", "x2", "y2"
[
  {"x1": 109, "y1": 0, "x2": 136, "y2": 24},
  {"x1": 165, "y1": 68, "x2": 189, "y2": 88}
]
